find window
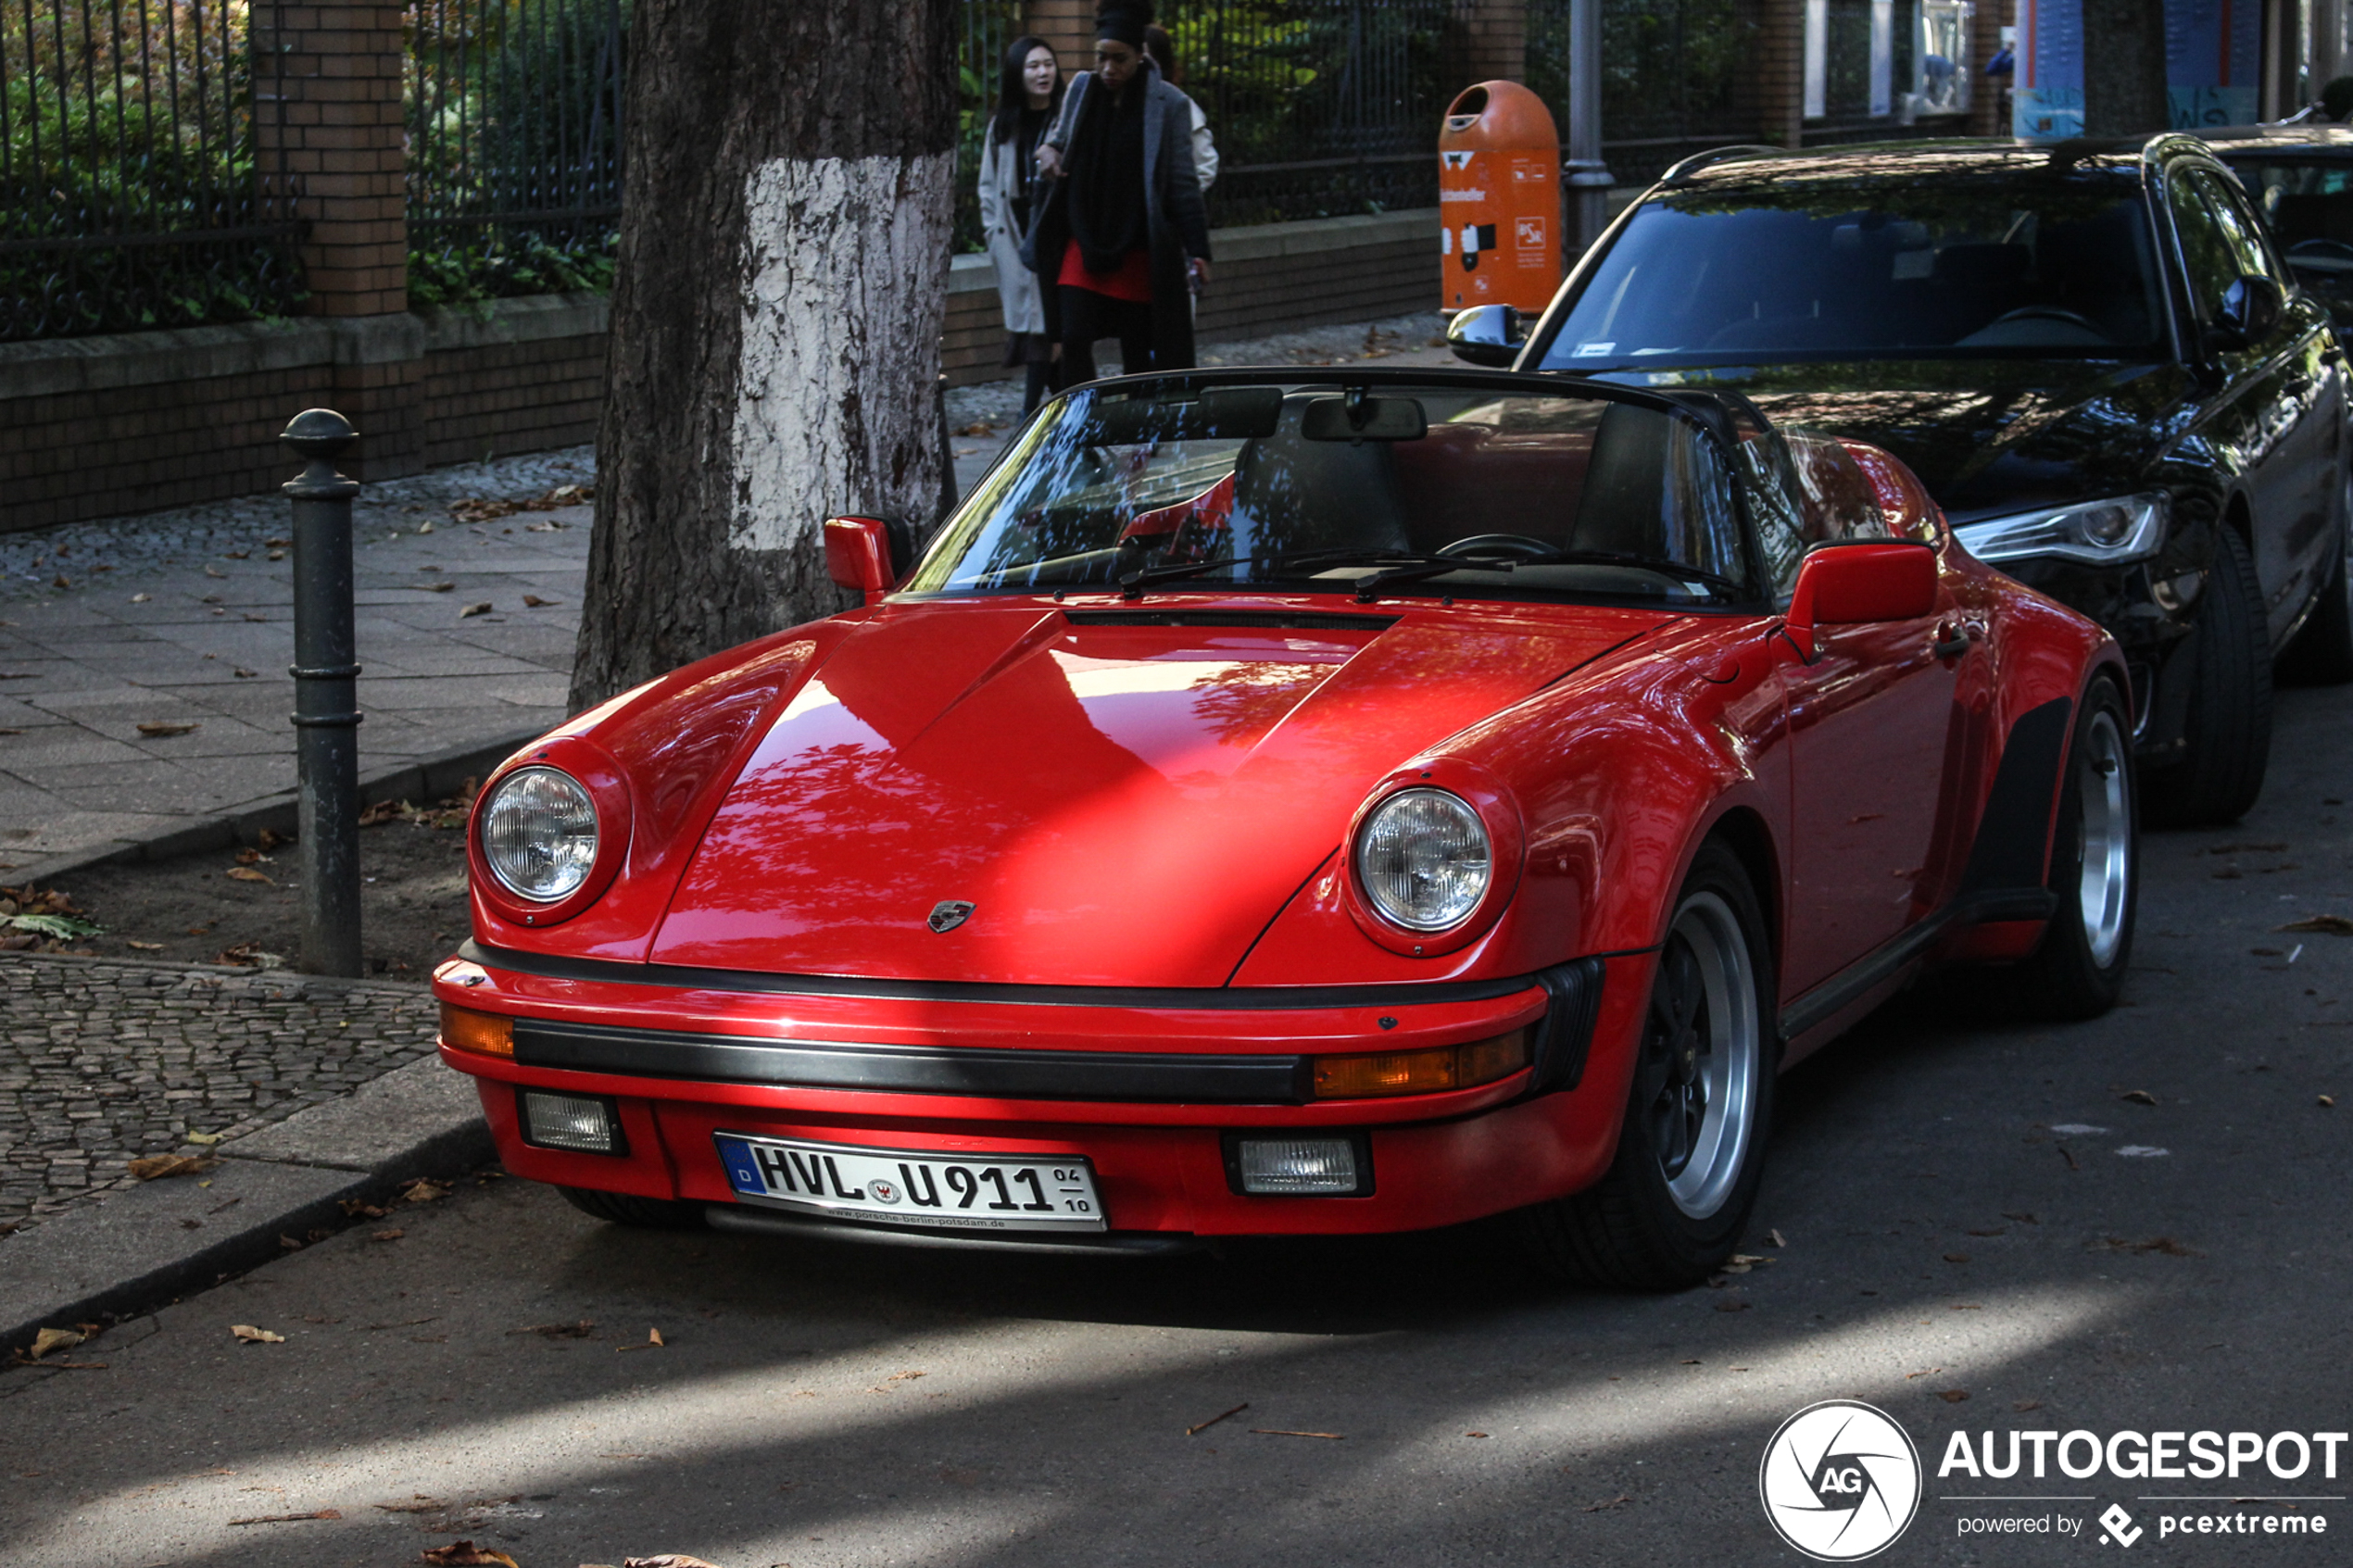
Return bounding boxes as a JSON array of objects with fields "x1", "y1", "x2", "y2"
[{"x1": 2168, "y1": 169, "x2": 2241, "y2": 326}]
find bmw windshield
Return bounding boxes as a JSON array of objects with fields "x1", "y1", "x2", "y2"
[
  {"x1": 906, "y1": 377, "x2": 1760, "y2": 606},
  {"x1": 1535, "y1": 156, "x2": 2167, "y2": 370}
]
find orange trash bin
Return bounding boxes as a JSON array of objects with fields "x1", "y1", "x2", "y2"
[{"x1": 1438, "y1": 81, "x2": 1562, "y2": 314}]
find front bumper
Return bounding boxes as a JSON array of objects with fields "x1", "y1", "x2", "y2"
[{"x1": 434, "y1": 943, "x2": 1648, "y2": 1243}]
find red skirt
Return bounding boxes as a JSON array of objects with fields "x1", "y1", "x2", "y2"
[{"x1": 1059, "y1": 239, "x2": 1153, "y2": 302}]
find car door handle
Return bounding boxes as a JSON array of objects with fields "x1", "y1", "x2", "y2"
[{"x1": 1931, "y1": 627, "x2": 1973, "y2": 659}]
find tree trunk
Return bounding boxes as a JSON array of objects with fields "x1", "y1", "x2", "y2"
[
  {"x1": 570, "y1": 1, "x2": 961, "y2": 710},
  {"x1": 2081, "y1": 0, "x2": 2171, "y2": 137}
]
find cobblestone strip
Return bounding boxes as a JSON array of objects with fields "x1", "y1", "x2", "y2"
[{"x1": 0, "y1": 953, "x2": 437, "y2": 1235}]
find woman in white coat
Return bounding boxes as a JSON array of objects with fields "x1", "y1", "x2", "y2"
[{"x1": 977, "y1": 36, "x2": 1064, "y2": 413}]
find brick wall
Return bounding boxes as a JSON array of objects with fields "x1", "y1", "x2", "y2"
[{"x1": 0, "y1": 295, "x2": 609, "y2": 533}]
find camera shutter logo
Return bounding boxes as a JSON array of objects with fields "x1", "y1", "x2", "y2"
[{"x1": 1757, "y1": 1400, "x2": 1922, "y2": 1561}]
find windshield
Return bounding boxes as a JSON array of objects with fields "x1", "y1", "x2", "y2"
[
  {"x1": 906, "y1": 381, "x2": 1755, "y2": 604},
  {"x1": 2226, "y1": 158, "x2": 2353, "y2": 323},
  {"x1": 1538, "y1": 165, "x2": 2166, "y2": 369}
]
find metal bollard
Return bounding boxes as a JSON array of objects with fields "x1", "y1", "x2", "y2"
[{"x1": 280, "y1": 409, "x2": 364, "y2": 977}]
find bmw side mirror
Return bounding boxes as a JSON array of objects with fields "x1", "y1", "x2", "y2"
[
  {"x1": 1447, "y1": 304, "x2": 1524, "y2": 367},
  {"x1": 1784, "y1": 541, "x2": 1938, "y2": 661},
  {"x1": 824, "y1": 515, "x2": 898, "y2": 605},
  {"x1": 2206, "y1": 272, "x2": 2285, "y2": 355}
]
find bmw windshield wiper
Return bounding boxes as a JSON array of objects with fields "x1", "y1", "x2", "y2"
[{"x1": 1118, "y1": 547, "x2": 1469, "y2": 600}]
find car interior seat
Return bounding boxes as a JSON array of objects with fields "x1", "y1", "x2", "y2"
[
  {"x1": 1567, "y1": 402, "x2": 1673, "y2": 558},
  {"x1": 1227, "y1": 394, "x2": 1413, "y2": 558}
]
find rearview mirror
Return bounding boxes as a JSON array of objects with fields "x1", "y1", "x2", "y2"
[
  {"x1": 1300, "y1": 394, "x2": 1428, "y2": 442},
  {"x1": 2206, "y1": 272, "x2": 2285, "y2": 354},
  {"x1": 1785, "y1": 541, "x2": 1937, "y2": 659},
  {"x1": 824, "y1": 515, "x2": 897, "y2": 604},
  {"x1": 1447, "y1": 304, "x2": 1523, "y2": 367}
]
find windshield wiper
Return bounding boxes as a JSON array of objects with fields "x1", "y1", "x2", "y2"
[
  {"x1": 1118, "y1": 547, "x2": 1468, "y2": 599},
  {"x1": 1510, "y1": 549, "x2": 1750, "y2": 600}
]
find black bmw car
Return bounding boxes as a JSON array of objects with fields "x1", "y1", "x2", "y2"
[{"x1": 1453, "y1": 136, "x2": 2351, "y2": 823}]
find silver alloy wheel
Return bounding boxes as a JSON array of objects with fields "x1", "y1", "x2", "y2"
[
  {"x1": 2076, "y1": 707, "x2": 2133, "y2": 970},
  {"x1": 1641, "y1": 890, "x2": 1761, "y2": 1220}
]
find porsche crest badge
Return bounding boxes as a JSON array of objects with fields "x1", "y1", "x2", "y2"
[{"x1": 927, "y1": 900, "x2": 975, "y2": 934}]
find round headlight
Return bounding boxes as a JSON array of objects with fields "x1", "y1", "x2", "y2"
[
  {"x1": 1353, "y1": 788, "x2": 1491, "y2": 932},
  {"x1": 479, "y1": 766, "x2": 598, "y2": 901}
]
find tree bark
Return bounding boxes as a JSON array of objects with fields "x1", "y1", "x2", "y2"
[
  {"x1": 2081, "y1": 0, "x2": 2171, "y2": 137},
  {"x1": 570, "y1": 1, "x2": 960, "y2": 711}
]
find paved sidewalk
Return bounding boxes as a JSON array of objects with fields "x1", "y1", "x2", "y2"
[{"x1": 0, "y1": 449, "x2": 593, "y2": 877}]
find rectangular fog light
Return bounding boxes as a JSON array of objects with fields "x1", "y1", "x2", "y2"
[
  {"x1": 519, "y1": 1090, "x2": 623, "y2": 1155},
  {"x1": 1227, "y1": 1134, "x2": 1368, "y2": 1196}
]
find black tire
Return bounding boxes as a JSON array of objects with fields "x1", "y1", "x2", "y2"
[
  {"x1": 559, "y1": 1185, "x2": 707, "y2": 1230},
  {"x1": 2142, "y1": 524, "x2": 2272, "y2": 827},
  {"x1": 2017, "y1": 679, "x2": 2138, "y2": 1020},
  {"x1": 1519, "y1": 843, "x2": 1774, "y2": 1290},
  {"x1": 2279, "y1": 490, "x2": 2353, "y2": 685}
]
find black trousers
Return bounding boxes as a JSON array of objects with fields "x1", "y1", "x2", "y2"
[{"x1": 1061, "y1": 287, "x2": 1155, "y2": 385}]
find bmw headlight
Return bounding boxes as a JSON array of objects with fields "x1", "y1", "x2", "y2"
[
  {"x1": 1353, "y1": 788, "x2": 1491, "y2": 932},
  {"x1": 1954, "y1": 493, "x2": 2168, "y2": 566},
  {"x1": 479, "y1": 766, "x2": 598, "y2": 901}
]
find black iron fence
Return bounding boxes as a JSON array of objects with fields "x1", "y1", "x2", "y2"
[
  {"x1": 1, "y1": 0, "x2": 303, "y2": 343},
  {"x1": 404, "y1": 0, "x2": 628, "y2": 306}
]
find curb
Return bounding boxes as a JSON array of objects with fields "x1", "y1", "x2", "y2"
[
  {"x1": 5, "y1": 726, "x2": 545, "y2": 887},
  {"x1": 0, "y1": 1050, "x2": 490, "y2": 1358}
]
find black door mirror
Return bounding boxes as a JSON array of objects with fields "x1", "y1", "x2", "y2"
[
  {"x1": 2207, "y1": 272, "x2": 2286, "y2": 354},
  {"x1": 1447, "y1": 304, "x2": 1524, "y2": 367}
]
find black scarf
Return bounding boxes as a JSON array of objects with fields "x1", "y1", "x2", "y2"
[
  {"x1": 1064, "y1": 74, "x2": 1149, "y2": 275},
  {"x1": 1011, "y1": 105, "x2": 1052, "y2": 230}
]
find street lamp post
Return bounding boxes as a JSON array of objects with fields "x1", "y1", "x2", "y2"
[{"x1": 1566, "y1": 0, "x2": 1615, "y2": 257}]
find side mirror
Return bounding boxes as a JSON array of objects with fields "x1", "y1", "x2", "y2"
[
  {"x1": 2206, "y1": 272, "x2": 2285, "y2": 354},
  {"x1": 824, "y1": 515, "x2": 897, "y2": 604},
  {"x1": 1447, "y1": 304, "x2": 1524, "y2": 367},
  {"x1": 1785, "y1": 541, "x2": 1938, "y2": 660}
]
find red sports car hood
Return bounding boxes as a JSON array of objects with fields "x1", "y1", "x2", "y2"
[{"x1": 649, "y1": 600, "x2": 1671, "y2": 985}]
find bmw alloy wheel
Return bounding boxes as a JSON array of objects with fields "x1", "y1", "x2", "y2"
[{"x1": 1641, "y1": 891, "x2": 1762, "y2": 1221}]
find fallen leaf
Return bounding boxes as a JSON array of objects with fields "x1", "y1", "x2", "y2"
[
  {"x1": 129, "y1": 1154, "x2": 218, "y2": 1181},
  {"x1": 131, "y1": 593, "x2": 150, "y2": 603},
  {"x1": 1713, "y1": 1299, "x2": 1750, "y2": 1311},
  {"x1": 2321, "y1": 1095, "x2": 2336, "y2": 1108},
  {"x1": 183, "y1": 1130, "x2": 222, "y2": 1145},
  {"x1": 214, "y1": 942, "x2": 285, "y2": 969},
  {"x1": 448, "y1": 496, "x2": 522, "y2": 522},
  {"x1": 1943, "y1": 1253, "x2": 1970, "y2": 1263},
  {"x1": 459, "y1": 602, "x2": 492, "y2": 618},
  {"x1": 2003, "y1": 1210, "x2": 2039, "y2": 1223},
  {"x1": 1768, "y1": 1228, "x2": 1787, "y2": 1248},
  {"x1": 421, "y1": 1544, "x2": 519, "y2": 1566},
  {"x1": 202, "y1": 566, "x2": 224, "y2": 579},
  {"x1": 27, "y1": 1327, "x2": 83, "y2": 1360},
  {"x1": 374, "y1": 1498, "x2": 444, "y2": 1513},
  {"x1": 513, "y1": 1320, "x2": 595, "y2": 1338},
  {"x1": 2280, "y1": 914, "x2": 2353, "y2": 934},
  {"x1": 1966, "y1": 1227, "x2": 2005, "y2": 1236},
  {"x1": 233, "y1": 667, "x2": 258, "y2": 678},
  {"x1": 411, "y1": 582, "x2": 456, "y2": 593},
  {"x1": 1936, "y1": 1389, "x2": 1970, "y2": 1403},
  {"x1": 522, "y1": 594, "x2": 556, "y2": 607},
  {"x1": 1249, "y1": 1428, "x2": 1345, "y2": 1439},
  {"x1": 957, "y1": 421, "x2": 997, "y2": 436},
  {"x1": 1580, "y1": 1494, "x2": 1633, "y2": 1512},
  {"x1": 227, "y1": 1509, "x2": 341, "y2": 1526},
  {"x1": 125, "y1": 938, "x2": 163, "y2": 950},
  {"x1": 1466, "y1": 1430, "x2": 1491, "y2": 1438},
  {"x1": 402, "y1": 1178, "x2": 452, "y2": 1203},
  {"x1": 622, "y1": 1556, "x2": 724, "y2": 1568},
  {"x1": 136, "y1": 721, "x2": 199, "y2": 736},
  {"x1": 2119, "y1": 1089, "x2": 2158, "y2": 1105},
  {"x1": 2115, "y1": 1145, "x2": 2170, "y2": 1158},
  {"x1": 2014, "y1": 1399, "x2": 2044, "y2": 1412},
  {"x1": 230, "y1": 1324, "x2": 285, "y2": 1344},
  {"x1": 372, "y1": 1228, "x2": 406, "y2": 1242},
  {"x1": 234, "y1": 847, "x2": 269, "y2": 865},
  {"x1": 226, "y1": 866, "x2": 273, "y2": 884}
]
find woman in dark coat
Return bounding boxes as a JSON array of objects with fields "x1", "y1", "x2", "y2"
[{"x1": 1023, "y1": 0, "x2": 1212, "y2": 383}]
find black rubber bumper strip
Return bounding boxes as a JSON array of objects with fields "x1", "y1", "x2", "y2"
[
  {"x1": 513, "y1": 1016, "x2": 1315, "y2": 1104},
  {"x1": 704, "y1": 1203, "x2": 1204, "y2": 1257},
  {"x1": 459, "y1": 938, "x2": 1540, "y2": 1011}
]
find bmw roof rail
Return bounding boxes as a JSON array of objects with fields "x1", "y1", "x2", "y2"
[{"x1": 1659, "y1": 144, "x2": 1788, "y2": 184}]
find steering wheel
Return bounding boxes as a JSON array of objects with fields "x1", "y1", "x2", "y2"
[
  {"x1": 2289, "y1": 237, "x2": 2353, "y2": 260},
  {"x1": 1982, "y1": 305, "x2": 2107, "y2": 336},
  {"x1": 1440, "y1": 533, "x2": 1558, "y2": 561}
]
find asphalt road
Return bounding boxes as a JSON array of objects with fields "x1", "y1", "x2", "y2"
[{"x1": 4, "y1": 688, "x2": 2351, "y2": 1568}]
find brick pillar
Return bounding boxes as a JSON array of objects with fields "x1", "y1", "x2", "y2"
[
  {"x1": 1025, "y1": 0, "x2": 1097, "y2": 78},
  {"x1": 1969, "y1": 0, "x2": 2014, "y2": 136},
  {"x1": 252, "y1": 2, "x2": 422, "y2": 481},
  {"x1": 1748, "y1": 0, "x2": 1806, "y2": 147},
  {"x1": 1460, "y1": 0, "x2": 1530, "y2": 83}
]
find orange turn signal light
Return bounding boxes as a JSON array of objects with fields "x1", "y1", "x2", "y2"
[
  {"x1": 439, "y1": 1001, "x2": 514, "y2": 1059},
  {"x1": 1311, "y1": 1027, "x2": 1531, "y2": 1099}
]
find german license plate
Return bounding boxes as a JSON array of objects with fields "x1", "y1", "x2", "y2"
[{"x1": 713, "y1": 1133, "x2": 1107, "y2": 1233}]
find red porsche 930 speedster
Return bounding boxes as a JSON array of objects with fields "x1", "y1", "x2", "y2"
[{"x1": 433, "y1": 368, "x2": 2135, "y2": 1286}]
